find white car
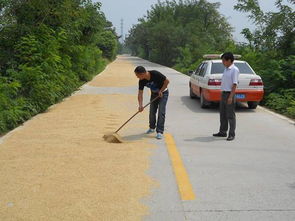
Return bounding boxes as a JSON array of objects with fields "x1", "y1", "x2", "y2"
[{"x1": 189, "y1": 54, "x2": 264, "y2": 109}]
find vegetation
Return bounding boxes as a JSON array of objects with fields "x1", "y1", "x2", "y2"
[
  {"x1": 125, "y1": 0, "x2": 295, "y2": 118},
  {"x1": 126, "y1": 0, "x2": 233, "y2": 70},
  {"x1": 0, "y1": 0, "x2": 118, "y2": 134},
  {"x1": 234, "y1": 0, "x2": 294, "y2": 118}
]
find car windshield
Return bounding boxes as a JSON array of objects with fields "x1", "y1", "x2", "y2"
[{"x1": 211, "y1": 62, "x2": 254, "y2": 74}]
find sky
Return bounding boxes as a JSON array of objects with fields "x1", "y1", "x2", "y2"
[{"x1": 95, "y1": 0, "x2": 294, "y2": 43}]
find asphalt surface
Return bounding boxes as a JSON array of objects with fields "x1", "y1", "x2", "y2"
[{"x1": 125, "y1": 56, "x2": 295, "y2": 221}]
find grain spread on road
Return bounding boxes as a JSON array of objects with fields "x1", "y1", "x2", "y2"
[
  {"x1": 0, "y1": 56, "x2": 157, "y2": 221},
  {"x1": 89, "y1": 56, "x2": 137, "y2": 87}
]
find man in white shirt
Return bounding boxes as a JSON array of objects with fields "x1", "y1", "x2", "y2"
[{"x1": 213, "y1": 52, "x2": 240, "y2": 141}]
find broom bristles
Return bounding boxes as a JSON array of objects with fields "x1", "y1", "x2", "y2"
[{"x1": 103, "y1": 133, "x2": 124, "y2": 143}]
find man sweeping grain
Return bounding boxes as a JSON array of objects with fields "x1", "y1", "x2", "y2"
[{"x1": 134, "y1": 66, "x2": 169, "y2": 139}]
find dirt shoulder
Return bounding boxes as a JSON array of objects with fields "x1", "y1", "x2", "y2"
[{"x1": 0, "y1": 56, "x2": 156, "y2": 220}]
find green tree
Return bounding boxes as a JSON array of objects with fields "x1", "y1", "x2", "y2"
[
  {"x1": 234, "y1": 0, "x2": 295, "y2": 55},
  {"x1": 0, "y1": 0, "x2": 118, "y2": 134},
  {"x1": 126, "y1": 0, "x2": 233, "y2": 71},
  {"x1": 234, "y1": 0, "x2": 295, "y2": 118}
]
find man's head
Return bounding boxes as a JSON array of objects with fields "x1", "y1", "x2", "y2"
[
  {"x1": 221, "y1": 52, "x2": 234, "y2": 68},
  {"x1": 134, "y1": 66, "x2": 147, "y2": 80}
]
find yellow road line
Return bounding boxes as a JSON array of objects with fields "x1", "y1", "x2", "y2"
[{"x1": 164, "y1": 133, "x2": 196, "y2": 200}]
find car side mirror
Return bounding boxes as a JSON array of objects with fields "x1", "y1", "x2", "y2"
[{"x1": 188, "y1": 70, "x2": 194, "y2": 76}]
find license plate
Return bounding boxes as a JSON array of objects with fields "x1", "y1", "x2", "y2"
[{"x1": 236, "y1": 94, "x2": 245, "y2": 99}]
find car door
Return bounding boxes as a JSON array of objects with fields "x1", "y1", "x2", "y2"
[
  {"x1": 198, "y1": 62, "x2": 209, "y2": 89},
  {"x1": 192, "y1": 63, "x2": 204, "y2": 96}
]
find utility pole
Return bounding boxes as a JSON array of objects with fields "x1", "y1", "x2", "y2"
[{"x1": 120, "y1": 18, "x2": 124, "y2": 44}]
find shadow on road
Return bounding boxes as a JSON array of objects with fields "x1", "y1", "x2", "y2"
[
  {"x1": 124, "y1": 56, "x2": 168, "y2": 70},
  {"x1": 180, "y1": 96, "x2": 218, "y2": 114},
  {"x1": 180, "y1": 96, "x2": 257, "y2": 114},
  {"x1": 184, "y1": 136, "x2": 225, "y2": 143},
  {"x1": 236, "y1": 104, "x2": 257, "y2": 113},
  {"x1": 122, "y1": 132, "x2": 147, "y2": 141}
]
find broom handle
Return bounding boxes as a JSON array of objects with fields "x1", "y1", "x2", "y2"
[{"x1": 115, "y1": 96, "x2": 160, "y2": 133}]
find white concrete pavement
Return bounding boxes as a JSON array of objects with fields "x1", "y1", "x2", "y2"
[{"x1": 124, "y1": 56, "x2": 295, "y2": 221}]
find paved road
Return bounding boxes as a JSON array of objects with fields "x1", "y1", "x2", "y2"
[
  {"x1": 1, "y1": 55, "x2": 294, "y2": 221},
  {"x1": 125, "y1": 56, "x2": 295, "y2": 221}
]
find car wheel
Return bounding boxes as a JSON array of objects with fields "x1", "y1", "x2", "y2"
[
  {"x1": 247, "y1": 101, "x2": 258, "y2": 109},
  {"x1": 189, "y1": 85, "x2": 196, "y2": 99},
  {"x1": 200, "y1": 90, "x2": 210, "y2": 108}
]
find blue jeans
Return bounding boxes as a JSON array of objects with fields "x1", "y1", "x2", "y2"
[{"x1": 149, "y1": 90, "x2": 169, "y2": 134}]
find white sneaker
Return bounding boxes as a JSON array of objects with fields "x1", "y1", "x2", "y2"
[
  {"x1": 156, "y1": 133, "x2": 163, "y2": 139},
  {"x1": 146, "y1": 128, "x2": 155, "y2": 134}
]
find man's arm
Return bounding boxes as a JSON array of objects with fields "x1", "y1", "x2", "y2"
[
  {"x1": 138, "y1": 90, "x2": 144, "y2": 112},
  {"x1": 159, "y1": 78, "x2": 170, "y2": 97},
  {"x1": 228, "y1": 68, "x2": 239, "y2": 104},
  {"x1": 228, "y1": 84, "x2": 237, "y2": 104}
]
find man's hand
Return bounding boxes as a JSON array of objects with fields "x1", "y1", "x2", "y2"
[
  {"x1": 138, "y1": 106, "x2": 144, "y2": 112},
  {"x1": 227, "y1": 97, "x2": 233, "y2": 105},
  {"x1": 158, "y1": 91, "x2": 163, "y2": 98}
]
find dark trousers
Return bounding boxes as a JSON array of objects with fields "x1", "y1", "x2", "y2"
[
  {"x1": 149, "y1": 90, "x2": 169, "y2": 134},
  {"x1": 219, "y1": 92, "x2": 236, "y2": 137}
]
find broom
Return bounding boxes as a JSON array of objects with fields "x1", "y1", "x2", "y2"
[{"x1": 103, "y1": 96, "x2": 160, "y2": 143}]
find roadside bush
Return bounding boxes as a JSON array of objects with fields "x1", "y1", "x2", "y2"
[
  {"x1": 0, "y1": 0, "x2": 118, "y2": 135},
  {"x1": 0, "y1": 78, "x2": 29, "y2": 132},
  {"x1": 264, "y1": 89, "x2": 295, "y2": 118},
  {"x1": 70, "y1": 45, "x2": 105, "y2": 82}
]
